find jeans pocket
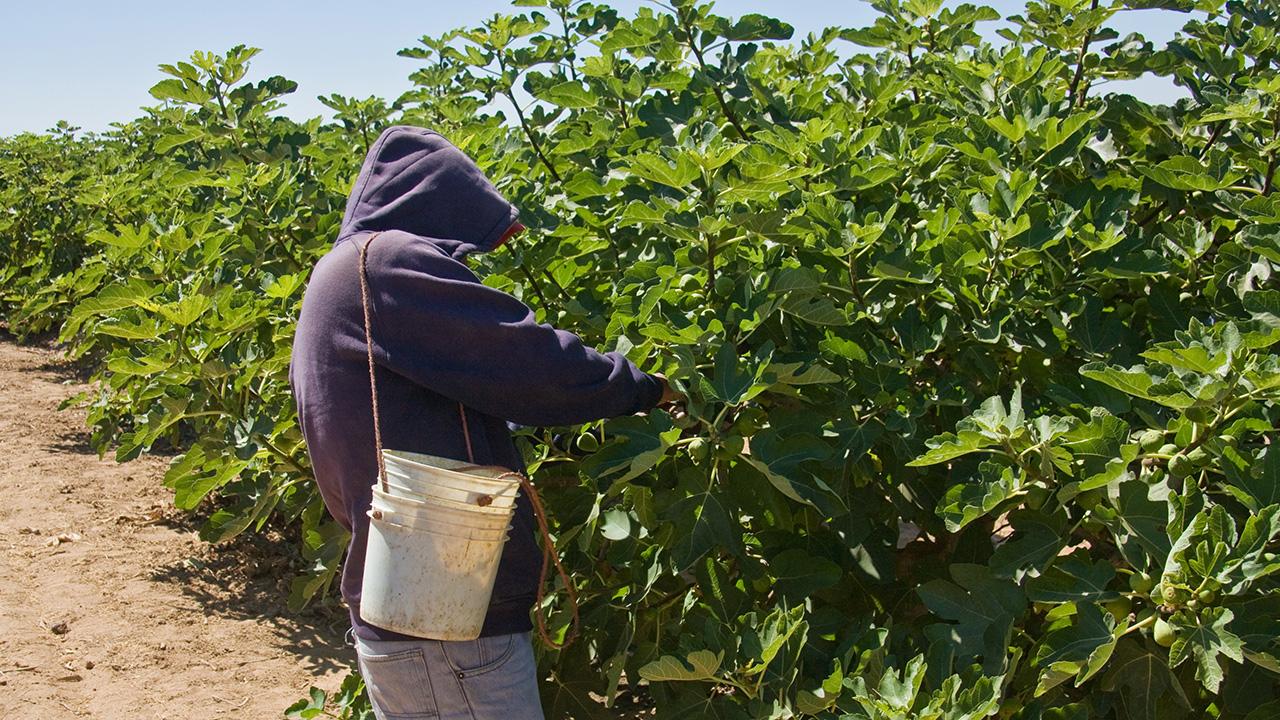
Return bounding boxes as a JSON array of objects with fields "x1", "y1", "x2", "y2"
[
  {"x1": 357, "y1": 647, "x2": 438, "y2": 719},
  {"x1": 440, "y1": 633, "x2": 516, "y2": 677}
]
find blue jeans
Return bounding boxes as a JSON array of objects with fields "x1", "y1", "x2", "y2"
[{"x1": 353, "y1": 631, "x2": 544, "y2": 720}]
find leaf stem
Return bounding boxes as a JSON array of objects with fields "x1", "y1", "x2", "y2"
[{"x1": 503, "y1": 88, "x2": 564, "y2": 184}]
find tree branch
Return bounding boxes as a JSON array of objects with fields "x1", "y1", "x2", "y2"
[
  {"x1": 678, "y1": 10, "x2": 749, "y2": 141},
  {"x1": 1068, "y1": 0, "x2": 1101, "y2": 108}
]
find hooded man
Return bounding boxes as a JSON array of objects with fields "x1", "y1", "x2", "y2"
[{"x1": 289, "y1": 126, "x2": 674, "y2": 719}]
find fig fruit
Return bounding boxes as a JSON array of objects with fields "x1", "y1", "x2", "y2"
[
  {"x1": 576, "y1": 432, "x2": 600, "y2": 453},
  {"x1": 1129, "y1": 572, "x2": 1155, "y2": 594}
]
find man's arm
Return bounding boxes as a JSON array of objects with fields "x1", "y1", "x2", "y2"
[{"x1": 370, "y1": 237, "x2": 664, "y2": 427}]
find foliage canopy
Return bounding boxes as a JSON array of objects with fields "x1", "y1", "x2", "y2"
[{"x1": 3, "y1": 1, "x2": 1279, "y2": 717}]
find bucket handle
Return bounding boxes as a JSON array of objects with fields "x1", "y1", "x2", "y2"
[{"x1": 356, "y1": 231, "x2": 580, "y2": 649}]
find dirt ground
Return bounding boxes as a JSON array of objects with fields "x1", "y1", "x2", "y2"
[{"x1": 0, "y1": 338, "x2": 349, "y2": 719}]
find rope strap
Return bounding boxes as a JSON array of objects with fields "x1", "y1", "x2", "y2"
[
  {"x1": 356, "y1": 231, "x2": 579, "y2": 649},
  {"x1": 358, "y1": 233, "x2": 388, "y2": 493}
]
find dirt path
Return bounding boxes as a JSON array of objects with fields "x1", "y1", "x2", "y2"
[{"x1": 0, "y1": 338, "x2": 349, "y2": 719}]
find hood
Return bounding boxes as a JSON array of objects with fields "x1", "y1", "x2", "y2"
[{"x1": 339, "y1": 126, "x2": 520, "y2": 259}]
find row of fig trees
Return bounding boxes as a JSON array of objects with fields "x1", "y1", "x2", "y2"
[{"x1": 3, "y1": 1, "x2": 1278, "y2": 718}]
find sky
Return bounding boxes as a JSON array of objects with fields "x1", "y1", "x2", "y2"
[{"x1": 1, "y1": 1, "x2": 1201, "y2": 137}]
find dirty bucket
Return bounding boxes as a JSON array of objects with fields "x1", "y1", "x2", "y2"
[
  {"x1": 361, "y1": 509, "x2": 509, "y2": 640},
  {"x1": 355, "y1": 232, "x2": 531, "y2": 641}
]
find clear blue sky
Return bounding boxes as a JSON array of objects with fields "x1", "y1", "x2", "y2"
[{"x1": 1, "y1": 1, "x2": 1199, "y2": 136}]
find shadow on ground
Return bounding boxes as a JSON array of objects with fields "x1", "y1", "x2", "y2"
[
  {"x1": 41, "y1": 423, "x2": 98, "y2": 455},
  {"x1": 149, "y1": 525, "x2": 354, "y2": 675}
]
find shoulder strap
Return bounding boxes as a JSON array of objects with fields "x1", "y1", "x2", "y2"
[{"x1": 357, "y1": 232, "x2": 476, "y2": 492}]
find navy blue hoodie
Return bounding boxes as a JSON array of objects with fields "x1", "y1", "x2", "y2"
[{"x1": 289, "y1": 126, "x2": 664, "y2": 642}]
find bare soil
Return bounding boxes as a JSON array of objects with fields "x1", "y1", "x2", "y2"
[{"x1": 0, "y1": 338, "x2": 349, "y2": 719}]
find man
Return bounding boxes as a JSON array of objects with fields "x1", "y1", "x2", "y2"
[{"x1": 289, "y1": 126, "x2": 675, "y2": 719}]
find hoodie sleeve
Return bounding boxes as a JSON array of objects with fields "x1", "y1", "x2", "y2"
[{"x1": 369, "y1": 236, "x2": 664, "y2": 427}]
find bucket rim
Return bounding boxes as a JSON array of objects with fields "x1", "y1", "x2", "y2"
[
  {"x1": 378, "y1": 471, "x2": 519, "y2": 491},
  {"x1": 368, "y1": 510, "x2": 511, "y2": 541},
  {"x1": 370, "y1": 498, "x2": 515, "y2": 528},
  {"x1": 379, "y1": 478, "x2": 521, "y2": 505},
  {"x1": 382, "y1": 449, "x2": 523, "y2": 485},
  {"x1": 372, "y1": 487, "x2": 517, "y2": 515},
  {"x1": 375, "y1": 519, "x2": 510, "y2": 540},
  {"x1": 368, "y1": 505, "x2": 511, "y2": 527}
]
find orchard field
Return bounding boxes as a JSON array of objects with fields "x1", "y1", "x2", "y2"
[{"x1": 2, "y1": 0, "x2": 1279, "y2": 718}]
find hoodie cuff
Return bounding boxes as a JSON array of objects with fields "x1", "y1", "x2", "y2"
[
  {"x1": 632, "y1": 370, "x2": 665, "y2": 415},
  {"x1": 479, "y1": 204, "x2": 522, "y2": 252}
]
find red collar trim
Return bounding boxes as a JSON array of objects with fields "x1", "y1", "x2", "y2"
[{"x1": 494, "y1": 221, "x2": 526, "y2": 249}]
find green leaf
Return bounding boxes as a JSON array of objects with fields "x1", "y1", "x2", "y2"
[
  {"x1": 624, "y1": 153, "x2": 699, "y2": 188},
  {"x1": 986, "y1": 115, "x2": 1027, "y2": 142},
  {"x1": 1027, "y1": 557, "x2": 1118, "y2": 604},
  {"x1": 1034, "y1": 603, "x2": 1113, "y2": 667},
  {"x1": 769, "y1": 548, "x2": 841, "y2": 597},
  {"x1": 919, "y1": 564, "x2": 1025, "y2": 673},
  {"x1": 154, "y1": 128, "x2": 206, "y2": 153},
  {"x1": 989, "y1": 510, "x2": 1066, "y2": 581},
  {"x1": 1101, "y1": 641, "x2": 1192, "y2": 720},
  {"x1": 600, "y1": 508, "x2": 632, "y2": 541},
  {"x1": 158, "y1": 293, "x2": 213, "y2": 327},
  {"x1": 909, "y1": 430, "x2": 999, "y2": 466},
  {"x1": 780, "y1": 293, "x2": 846, "y2": 325},
  {"x1": 740, "y1": 429, "x2": 832, "y2": 506},
  {"x1": 936, "y1": 461, "x2": 1018, "y2": 532},
  {"x1": 1139, "y1": 155, "x2": 1243, "y2": 192},
  {"x1": 149, "y1": 78, "x2": 211, "y2": 104},
  {"x1": 638, "y1": 650, "x2": 723, "y2": 682},
  {"x1": 532, "y1": 80, "x2": 598, "y2": 108},
  {"x1": 1231, "y1": 449, "x2": 1280, "y2": 510},
  {"x1": 583, "y1": 412, "x2": 680, "y2": 485},
  {"x1": 171, "y1": 455, "x2": 249, "y2": 510},
  {"x1": 705, "y1": 343, "x2": 758, "y2": 404},
  {"x1": 64, "y1": 279, "x2": 160, "y2": 332},
  {"x1": 1168, "y1": 607, "x2": 1245, "y2": 693},
  {"x1": 1080, "y1": 363, "x2": 1195, "y2": 408},
  {"x1": 665, "y1": 487, "x2": 736, "y2": 571},
  {"x1": 718, "y1": 13, "x2": 794, "y2": 41}
]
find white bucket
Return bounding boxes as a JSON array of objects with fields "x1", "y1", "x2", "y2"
[
  {"x1": 355, "y1": 240, "x2": 531, "y2": 642},
  {"x1": 361, "y1": 509, "x2": 509, "y2": 640}
]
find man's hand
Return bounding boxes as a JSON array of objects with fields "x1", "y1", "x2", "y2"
[{"x1": 654, "y1": 373, "x2": 684, "y2": 406}]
